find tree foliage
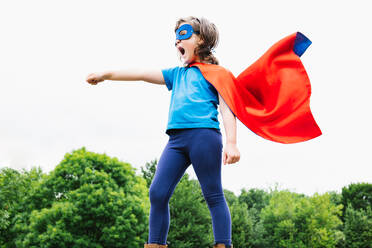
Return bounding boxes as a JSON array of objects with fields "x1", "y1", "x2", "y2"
[
  {"x1": 341, "y1": 183, "x2": 372, "y2": 220},
  {"x1": 238, "y1": 188, "x2": 270, "y2": 212},
  {"x1": 260, "y1": 191, "x2": 344, "y2": 248},
  {"x1": 223, "y1": 189, "x2": 238, "y2": 206},
  {"x1": 0, "y1": 167, "x2": 44, "y2": 247},
  {"x1": 11, "y1": 147, "x2": 149, "y2": 248},
  {"x1": 235, "y1": 188, "x2": 271, "y2": 248},
  {"x1": 141, "y1": 159, "x2": 157, "y2": 188},
  {"x1": 343, "y1": 205, "x2": 372, "y2": 248},
  {"x1": 1, "y1": 151, "x2": 371, "y2": 247},
  {"x1": 230, "y1": 201, "x2": 254, "y2": 247}
]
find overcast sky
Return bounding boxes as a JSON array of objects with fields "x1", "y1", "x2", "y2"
[{"x1": 1, "y1": 0, "x2": 371, "y2": 196}]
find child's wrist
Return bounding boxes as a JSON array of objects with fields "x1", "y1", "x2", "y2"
[
  {"x1": 102, "y1": 71, "x2": 111, "y2": 80},
  {"x1": 226, "y1": 141, "x2": 237, "y2": 146}
]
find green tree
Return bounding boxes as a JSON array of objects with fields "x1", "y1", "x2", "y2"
[
  {"x1": 230, "y1": 201, "x2": 254, "y2": 248},
  {"x1": 342, "y1": 183, "x2": 372, "y2": 220},
  {"x1": 0, "y1": 168, "x2": 20, "y2": 232},
  {"x1": 223, "y1": 189, "x2": 238, "y2": 206},
  {"x1": 326, "y1": 191, "x2": 345, "y2": 248},
  {"x1": 0, "y1": 167, "x2": 44, "y2": 247},
  {"x1": 238, "y1": 188, "x2": 270, "y2": 212},
  {"x1": 13, "y1": 147, "x2": 149, "y2": 248},
  {"x1": 328, "y1": 191, "x2": 343, "y2": 207},
  {"x1": 260, "y1": 191, "x2": 343, "y2": 248},
  {"x1": 344, "y1": 205, "x2": 372, "y2": 248},
  {"x1": 141, "y1": 159, "x2": 157, "y2": 188},
  {"x1": 236, "y1": 188, "x2": 271, "y2": 248}
]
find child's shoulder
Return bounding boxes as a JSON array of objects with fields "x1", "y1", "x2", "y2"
[{"x1": 190, "y1": 63, "x2": 233, "y2": 77}]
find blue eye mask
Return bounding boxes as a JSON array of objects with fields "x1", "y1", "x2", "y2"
[{"x1": 175, "y1": 24, "x2": 199, "y2": 40}]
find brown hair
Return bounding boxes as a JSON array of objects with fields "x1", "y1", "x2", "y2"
[{"x1": 175, "y1": 16, "x2": 219, "y2": 65}]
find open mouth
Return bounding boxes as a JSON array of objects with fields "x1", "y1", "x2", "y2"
[{"x1": 178, "y1": 46, "x2": 185, "y2": 56}]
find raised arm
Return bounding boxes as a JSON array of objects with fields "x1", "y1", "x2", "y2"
[
  {"x1": 86, "y1": 69, "x2": 165, "y2": 85},
  {"x1": 218, "y1": 94, "x2": 240, "y2": 165}
]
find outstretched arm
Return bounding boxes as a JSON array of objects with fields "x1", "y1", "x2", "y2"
[
  {"x1": 219, "y1": 94, "x2": 240, "y2": 165},
  {"x1": 86, "y1": 69, "x2": 165, "y2": 85}
]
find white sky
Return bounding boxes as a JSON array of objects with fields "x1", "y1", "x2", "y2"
[{"x1": 1, "y1": 0, "x2": 371, "y2": 196}]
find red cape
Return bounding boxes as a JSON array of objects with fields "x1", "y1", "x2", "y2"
[{"x1": 190, "y1": 32, "x2": 322, "y2": 144}]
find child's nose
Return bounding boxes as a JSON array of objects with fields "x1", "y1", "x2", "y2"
[{"x1": 175, "y1": 39, "x2": 181, "y2": 46}]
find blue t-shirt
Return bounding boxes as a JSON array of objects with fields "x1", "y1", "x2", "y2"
[{"x1": 162, "y1": 66, "x2": 220, "y2": 134}]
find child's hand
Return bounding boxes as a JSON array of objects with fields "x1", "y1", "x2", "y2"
[
  {"x1": 223, "y1": 143, "x2": 240, "y2": 165},
  {"x1": 86, "y1": 72, "x2": 105, "y2": 85}
]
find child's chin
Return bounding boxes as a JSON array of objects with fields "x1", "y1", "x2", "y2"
[
  {"x1": 180, "y1": 58, "x2": 194, "y2": 66},
  {"x1": 179, "y1": 59, "x2": 189, "y2": 66}
]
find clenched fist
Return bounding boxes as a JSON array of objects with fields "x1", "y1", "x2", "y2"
[
  {"x1": 223, "y1": 143, "x2": 240, "y2": 165},
  {"x1": 86, "y1": 72, "x2": 105, "y2": 85}
]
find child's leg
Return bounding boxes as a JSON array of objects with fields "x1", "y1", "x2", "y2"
[
  {"x1": 148, "y1": 136, "x2": 191, "y2": 245},
  {"x1": 188, "y1": 128, "x2": 232, "y2": 246}
]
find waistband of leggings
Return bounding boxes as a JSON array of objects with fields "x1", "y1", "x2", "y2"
[{"x1": 166, "y1": 128, "x2": 221, "y2": 136}]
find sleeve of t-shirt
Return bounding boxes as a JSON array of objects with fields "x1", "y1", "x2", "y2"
[{"x1": 161, "y1": 67, "x2": 179, "y2": 91}]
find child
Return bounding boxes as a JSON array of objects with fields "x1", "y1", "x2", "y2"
[
  {"x1": 87, "y1": 16, "x2": 322, "y2": 248},
  {"x1": 87, "y1": 16, "x2": 238, "y2": 248}
]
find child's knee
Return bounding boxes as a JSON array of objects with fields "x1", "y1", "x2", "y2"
[
  {"x1": 203, "y1": 191, "x2": 226, "y2": 208},
  {"x1": 149, "y1": 183, "x2": 171, "y2": 205}
]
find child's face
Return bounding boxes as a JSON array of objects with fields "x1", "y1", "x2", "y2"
[{"x1": 175, "y1": 22, "x2": 202, "y2": 65}]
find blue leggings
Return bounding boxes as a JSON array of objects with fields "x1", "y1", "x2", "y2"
[{"x1": 148, "y1": 128, "x2": 232, "y2": 246}]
